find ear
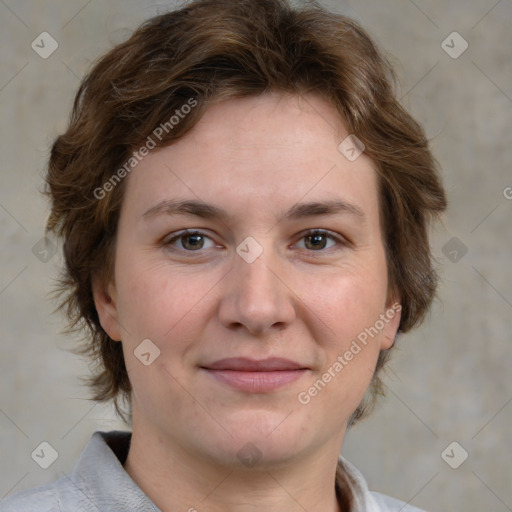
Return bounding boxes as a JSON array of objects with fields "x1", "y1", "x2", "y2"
[
  {"x1": 92, "y1": 274, "x2": 122, "y2": 342},
  {"x1": 380, "y1": 300, "x2": 402, "y2": 350}
]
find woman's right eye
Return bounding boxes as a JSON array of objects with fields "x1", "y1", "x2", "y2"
[{"x1": 165, "y1": 230, "x2": 217, "y2": 251}]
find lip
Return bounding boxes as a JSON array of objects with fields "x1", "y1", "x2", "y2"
[{"x1": 201, "y1": 357, "x2": 308, "y2": 392}]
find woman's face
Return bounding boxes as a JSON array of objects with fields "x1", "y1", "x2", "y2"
[{"x1": 95, "y1": 92, "x2": 400, "y2": 467}]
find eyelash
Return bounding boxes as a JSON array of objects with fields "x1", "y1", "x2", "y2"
[{"x1": 164, "y1": 228, "x2": 349, "y2": 255}]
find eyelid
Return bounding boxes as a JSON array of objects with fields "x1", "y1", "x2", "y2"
[
  {"x1": 164, "y1": 229, "x2": 218, "y2": 247},
  {"x1": 163, "y1": 228, "x2": 351, "y2": 254},
  {"x1": 293, "y1": 228, "x2": 351, "y2": 251}
]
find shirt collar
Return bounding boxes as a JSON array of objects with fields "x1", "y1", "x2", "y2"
[
  {"x1": 337, "y1": 456, "x2": 382, "y2": 512},
  {"x1": 71, "y1": 430, "x2": 378, "y2": 512},
  {"x1": 69, "y1": 430, "x2": 160, "y2": 511}
]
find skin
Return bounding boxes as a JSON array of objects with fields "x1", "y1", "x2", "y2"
[{"x1": 93, "y1": 92, "x2": 401, "y2": 512}]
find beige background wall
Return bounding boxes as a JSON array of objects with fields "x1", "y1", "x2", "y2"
[{"x1": 1, "y1": 1, "x2": 511, "y2": 511}]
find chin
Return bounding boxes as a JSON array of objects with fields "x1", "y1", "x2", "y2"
[{"x1": 200, "y1": 410, "x2": 315, "y2": 468}]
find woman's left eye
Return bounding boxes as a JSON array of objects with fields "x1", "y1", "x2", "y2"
[{"x1": 295, "y1": 230, "x2": 341, "y2": 251}]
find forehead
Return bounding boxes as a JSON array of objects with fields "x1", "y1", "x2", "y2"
[{"x1": 123, "y1": 92, "x2": 380, "y2": 225}]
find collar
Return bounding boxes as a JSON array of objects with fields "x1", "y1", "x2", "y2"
[
  {"x1": 70, "y1": 430, "x2": 380, "y2": 512},
  {"x1": 69, "y1": 430, "x2": 159, "y2": 511}
]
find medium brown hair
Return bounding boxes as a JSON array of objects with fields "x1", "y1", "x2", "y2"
[{"x1": 46, "y1": 0, "x2": 446, "y2": 430}]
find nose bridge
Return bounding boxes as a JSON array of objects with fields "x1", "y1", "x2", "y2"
[
  {"x1": 238, "y1": 251, "x2": 278, "y2": 301},
  {"x1": 219, "y1": 242, "x2": 295, "y2": 333}
]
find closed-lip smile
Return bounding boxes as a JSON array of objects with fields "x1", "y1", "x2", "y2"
[{"x1": 201, "y1": 357, "x2": 309, "y2": 392}]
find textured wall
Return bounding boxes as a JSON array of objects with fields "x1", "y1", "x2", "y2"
[{"x1": 1, "y1": 1, "x2": 511, "y2": 511}]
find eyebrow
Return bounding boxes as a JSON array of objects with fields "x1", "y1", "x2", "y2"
[{"x1": 142, "y1": 198, "x2": 365, "y2": 222}]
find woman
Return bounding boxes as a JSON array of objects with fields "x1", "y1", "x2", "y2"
[{"x1": 2, "y1": 0, "x2": 446, "y2": 510}]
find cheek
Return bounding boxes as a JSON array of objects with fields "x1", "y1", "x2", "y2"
[
  {"x1": 304, "y1": 265, "x2": 388, "y2": 347},
  {"x1": 114, "y1": 253, "x2": 206, "y2": 340}
]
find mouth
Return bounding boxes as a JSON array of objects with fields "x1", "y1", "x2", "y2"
[{"x1": 200, "y1": 357, "x2": 309, "y2": 393}]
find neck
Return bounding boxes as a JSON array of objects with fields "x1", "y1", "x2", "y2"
[{"x1": 123, "y1": 421, "x2": 347, "y2": 512}]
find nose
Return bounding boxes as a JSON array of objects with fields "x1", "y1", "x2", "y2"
[{"x1": 218, "y1": 247, "x2": 296, "y2": 336}]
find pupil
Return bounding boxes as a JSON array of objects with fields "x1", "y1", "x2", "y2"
[
  {"x1": 307, "y1": 234, "x2": 325, "y2": 250},
  {"x1": 184, "y1": 235, "x2": 203, "y2": 250}
]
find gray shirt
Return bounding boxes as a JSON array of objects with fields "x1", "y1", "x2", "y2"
[{"x1": 1, "y1": 431, "x2": 426, "y2": 511}]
